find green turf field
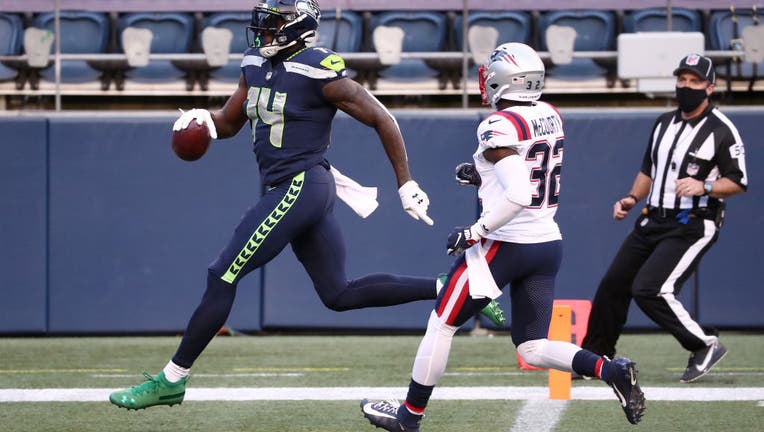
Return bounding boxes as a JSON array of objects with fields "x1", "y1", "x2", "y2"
[{"x1": 1, "y1": 332, "x2": 762, "y2": 431}]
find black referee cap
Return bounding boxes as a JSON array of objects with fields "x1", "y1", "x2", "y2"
[{"x1": 673, "y1": 53, "x2": 716, "y2": 84}]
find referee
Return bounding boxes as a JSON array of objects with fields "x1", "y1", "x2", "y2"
[{"x1": 581, "y1": 54, "x2": 748, "y2": 383}]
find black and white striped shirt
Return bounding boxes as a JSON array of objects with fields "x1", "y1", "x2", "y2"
[{"x1": 641, "y1": 104, "x2": 748, "y2": 210}]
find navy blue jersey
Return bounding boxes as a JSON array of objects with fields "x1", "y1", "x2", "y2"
[{"x1": 241, "y1": 46, "x2": 348, "y2": 185}]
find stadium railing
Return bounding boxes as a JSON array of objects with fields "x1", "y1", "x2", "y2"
[{"x1": 0, "y1": 1, "x2": 761, "y2": 106}]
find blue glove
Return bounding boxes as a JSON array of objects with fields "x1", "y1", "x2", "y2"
[
  {"x1": 446, "y1": 226, "x2": 481, "y2": 256},
  {"x1": 455, "y1": 162, "x2": 481, "y2": 187}
]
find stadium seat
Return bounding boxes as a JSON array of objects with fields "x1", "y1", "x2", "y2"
[
  {"x1": 450, "y1": 11, "x2": 532, "y2": 87},
  {"x1": 622, "y1": 7, "x2": 702, "y2": 33},
  {"x1": 201, "y1": 12, "x2": 250, "y2": 84},
  {"x1": 29, "y1": 12, "x2": 111, "y2": 86},
  {"x1": 317, "y1": 9, "x2": 363, "y2": 53},
  {"x1": 115, "y1": 13, "x2": 195, "y2": 86},
  {"x1": 538, "y1": 10, "x2": 617, "y2": 86},
  {"x1": 0, "y1": 13, "x2": 23, "y2": 83},
  {"x1": 709, "y1": 8, "x2": 764, "y2": 88},
  {"x1": 367, "y1": 11, "x2": 448, "y2": 90}
]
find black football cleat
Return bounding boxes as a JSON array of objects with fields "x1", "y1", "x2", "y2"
[
  {"x1": 360, "y1": 399, "x2": 421, "y2": 431},
  {"x1": 607, "y1": 357, "x2": 646, "y2": 424}
]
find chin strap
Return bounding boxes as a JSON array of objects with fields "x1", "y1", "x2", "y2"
[{"x1": 259, "y1": 43, "x2": 290, "y2": 58}]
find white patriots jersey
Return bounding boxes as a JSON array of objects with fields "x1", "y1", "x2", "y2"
[{"x1": 473, "y1": 101, "x2": 564, "y2": 243}]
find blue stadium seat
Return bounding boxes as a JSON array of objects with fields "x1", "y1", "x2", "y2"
[
  {"x1": 709, "y1": 9, "x2": 764, "y2": 84},
  {"x1": 538, "y1": 10, "x2": 617, "y2": 85},
  {"x1": 368, "y1": 11, "x2": 448, "y2": 89},
  {"x1": 317, "y1": 9, "x2": 363, "y2": 53},
  {"x1": 453, "y1": 11, "x2": 532, "y2": 53},
  {"x1": 622, "y1": 7, "x2": 702, "y2": 33},
  {"x1": 201, "y1": 12, "x2": 250, "y2": 82},
  {"x1": 33, "y1": 12, "x2": 110, "y2": 84},
  {"x1": 0, "y1": 13, "x2": 23, "y2": 82},
  {"x1": 452, "y1": 11, "x2": 532, "y2": 85},
  {"x1": 116, "y1": 13, "x2": 195, "y2": 83}
]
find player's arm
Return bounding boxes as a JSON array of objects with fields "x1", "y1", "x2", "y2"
[
  {"x1": 210, "y1": 76, "x2": 249, "y2": 139},
  {"x1": 447, "y1": 146, "x2": 532, "y2": 255},
  {"x1": 323, "y1": 78, "x2": 410, "y2": 186},
  {"x1": 323, "y1": 77, "x2": 433, "y2": 225},
  {"x1": 475, "y1": 147, "x2": 532, "y2": 230},
  {"x1": 173, "y1": 75, "x2": 249, "y2": 140}
]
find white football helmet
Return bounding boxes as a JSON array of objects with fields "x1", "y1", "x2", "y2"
[{"x1": 479, "y1": 42, "x2": 545, "y2": 108}]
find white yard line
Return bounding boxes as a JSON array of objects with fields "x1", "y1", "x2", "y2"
[
  {"x1": 509, "y1": 399, "x2": 567, "y2": 432},
  {"x1": 1, "y1": 386, "x2": 763, "y2": 402}
]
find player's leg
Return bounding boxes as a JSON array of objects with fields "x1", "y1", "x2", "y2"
[
  {"x1": 581, "y1": 228, "x2": 653, "y2": 358},
  {"x1": 292, "y1": 212, "x2": 435, "y2": 311},
  {"x1": 110, "y1": 169, "x2": 324, "y2": 410},
  {"x1": 630, "y1": 219, "x2": 724, "y2": 382},
  {"x1": 362, "y1": 254, "x2": 488, "y2": 431},
  {"x1": 508, "y1": 241, "x2": 645, "y2": 424},
  {"x1": 174, "y1": 170, "x2": 328, "y2": 366}
]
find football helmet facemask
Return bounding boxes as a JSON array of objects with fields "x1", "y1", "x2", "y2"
[
  {"x1": 479, "y1": 42, "x2": 545, "y2": 108},
  {"x1": 247, "y1": 0, "x2": 321, "y2": 58}
]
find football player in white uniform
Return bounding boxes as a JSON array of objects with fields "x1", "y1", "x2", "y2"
[{"x1": 361, "y1": 43, "x2": 646, "y2": 431}]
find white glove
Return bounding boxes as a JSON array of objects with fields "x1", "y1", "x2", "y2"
[
  {"x1": 172, "y1": 108, "x2": 218, "y2": 139},
  {"x1": 398, "y1": 180, "x2": 434, "y2": 226}
]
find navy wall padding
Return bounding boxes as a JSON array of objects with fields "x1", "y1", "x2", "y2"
[
  {"x1": 0, "y1": 117, "x2": 48, "y2": 333},
  {"x1": 46, "y1": 116, "x2": 261, "y2": 333},
  {"x1": 0, "y1": 107, "x2": 761, "y2": 334},
  {"x1": 694, "y1": 110, "x2": 761, "y2": 327}
]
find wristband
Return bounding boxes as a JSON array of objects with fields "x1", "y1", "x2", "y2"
[{"x1": 626, "y1": 194, "x2": 639, "y2": 202}]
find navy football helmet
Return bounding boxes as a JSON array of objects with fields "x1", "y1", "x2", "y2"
[{"x1": 247, "y1": 0, "x2": 321, "y2": 57}]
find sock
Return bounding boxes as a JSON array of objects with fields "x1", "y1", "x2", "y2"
[
  {"x1": 399, "y1": 403, "x2": 424, "y2": 427},
  {"x1": 572, "y1": 350, "x2": 611, "y2": 381},
  {"x1": 162, "y1": 360, "x2": 189, "y2": 383},
  {"x1": 399, "y1": 379, "x2": 433, "y2": 426}
]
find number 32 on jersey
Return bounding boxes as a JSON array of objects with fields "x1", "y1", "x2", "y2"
[{"x1": 527, "y1": 137, "x2": 563, "y2": 208}]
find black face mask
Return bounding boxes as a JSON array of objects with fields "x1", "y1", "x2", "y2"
[{"x1": 675, "y1": 86, "x2": 708, "y2": 113}]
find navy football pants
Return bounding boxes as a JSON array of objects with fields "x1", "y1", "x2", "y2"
[
  {"x1": 436, "y1": 239, "x2": 562, "y2": 347},
  {"x1": 172, "y1": 164, "x2": 434, "y2": 367}
]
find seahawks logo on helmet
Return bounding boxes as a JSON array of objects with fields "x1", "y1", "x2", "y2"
[{"x1": 247, "y1": 0, "x2": 321, "y2": 58}]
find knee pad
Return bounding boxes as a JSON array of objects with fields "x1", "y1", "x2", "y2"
[{"x1": 517, "y1": 339, "x2": 547, "y2": 368}]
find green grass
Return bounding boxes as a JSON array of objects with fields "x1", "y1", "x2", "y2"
[{"x1": 0, "y1": 332, "x2": 763, "y2": 431}]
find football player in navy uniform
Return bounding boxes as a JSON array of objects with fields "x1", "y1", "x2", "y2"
[
  {"x1": 360, "y1": 43, "x2": 646, "y2": 431},
  {"x1": 109, "y1": 0, "x2": 445, "y2": 410}
]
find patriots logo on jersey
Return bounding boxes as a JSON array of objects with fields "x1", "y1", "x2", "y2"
[{"x1": 480, "y1": 129, "x2": 506, "y2": 143}]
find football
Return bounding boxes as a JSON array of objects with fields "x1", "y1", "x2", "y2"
[{"x1": 172, "y1": 121, "x2": 211, "y2": 161}]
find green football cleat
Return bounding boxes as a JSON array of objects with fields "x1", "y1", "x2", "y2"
[
  {"x1": 436, "y1": 273, "x2": 506, "y2": 326},
  {"x1": 480, "y1": 299, "x2": 506, "y2": 326},
  {"x1": 109, "y1": 371, "x2": 187, "y2": 410}
]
